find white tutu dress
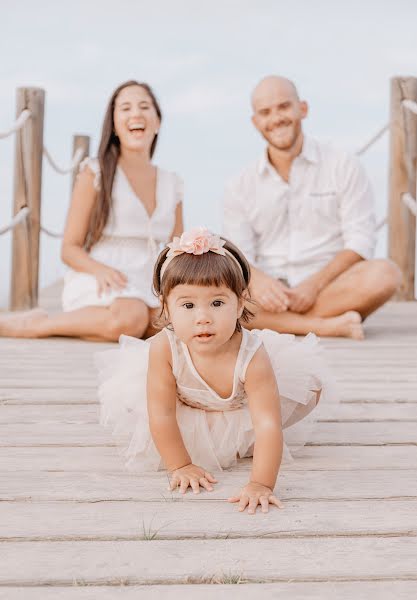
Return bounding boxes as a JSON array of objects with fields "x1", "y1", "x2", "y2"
[{"x1": 96, "y1": 327, "x2": 333, "y2": 472}]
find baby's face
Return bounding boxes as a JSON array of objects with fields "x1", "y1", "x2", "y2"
[{"x1": 165, "y1": 284, "x2": 244, "y2": 352}]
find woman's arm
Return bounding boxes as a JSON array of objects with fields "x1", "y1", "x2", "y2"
[
  {"x1": 245, "y1": 346, "x2": 283, "y2": 490},
  {"x1": 61, "y1": 167, "x2": 101, "y2": 272},
  {"x1": 147, "y1": 332, "x2": 191, "y2": 471},
  {"x1": 170, "y1": 201, "x2": 184, "y2": 239},
  {"x1": 61, "y1": 167, "x2": 127, "y2": 293}
]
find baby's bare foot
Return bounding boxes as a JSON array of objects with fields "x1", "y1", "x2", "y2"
[
  {"x1": 0, "y1": 308, "x2": 48, "y2": 338},
  {"x1": 320, "y1": 311, "x2": 364, "y2": 340}
]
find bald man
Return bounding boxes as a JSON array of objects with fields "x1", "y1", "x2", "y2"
[{"x1": 223, "y1": 76, "x2": 401, "y2": 339}]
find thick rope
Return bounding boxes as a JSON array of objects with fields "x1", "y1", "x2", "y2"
[
  {"x1": 356, "y1": 123, "x2": 389, "y2": 156},
  {"x1": 375, "y1": 216, "x2": 387, "y2": 231},
  {"x1": 402, "y1": 99, "x2": 417, "y2": 116},
  {"x1": 0, "y1": 207, "x2": 30, "y2": 235},
  {"x1": 0, "y1": 109, "x2": 31, "y2": 140},
  {"x1": 402, "y1": 192, "x2": 417, "y2": 217},
  {"x1": 43, "y1": 146, "x2": 84, "y2": 175},
  {"x1": 40, "y1": 225, "x2": 63, "y2": 238}
]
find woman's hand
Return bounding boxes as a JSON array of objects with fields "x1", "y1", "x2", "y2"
[
  {"x1": 168, "y1": 463, "x2": 218, "y2": 494},
  {"x1": 228, "y1": 481, "x2": 284, "y2": 514},
  {"x1": 93, "y1": 264, "x2": 128, "y2": 297}
]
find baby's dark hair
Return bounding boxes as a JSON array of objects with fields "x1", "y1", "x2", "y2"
[{"x1": 153, "y1": 237, "x2": 254, "y2": 331}]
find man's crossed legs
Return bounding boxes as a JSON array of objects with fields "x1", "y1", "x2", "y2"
[{"x1": 247, "y1": 259, "x2": 402, "y2": 339}]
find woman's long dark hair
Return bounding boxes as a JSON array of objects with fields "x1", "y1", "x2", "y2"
[{"x1": 86, "y1": 80, "x2": 162, "y2": 249}]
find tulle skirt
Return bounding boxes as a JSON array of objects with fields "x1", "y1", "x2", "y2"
[{"x1": 95, "y1": 330, "x2": 335, "y2": 472}]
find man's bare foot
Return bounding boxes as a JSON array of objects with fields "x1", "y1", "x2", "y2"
[
  {"x1": 319, "y1": 311, "x2": 364, "y2": 340},
  {"x1": 0, "y1": 308, "x2": 49, "y2": 338}
]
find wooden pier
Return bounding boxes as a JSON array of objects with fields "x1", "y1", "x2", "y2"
[{"x1": 0, "y1": 288, "x2": 416, "y2": 598}]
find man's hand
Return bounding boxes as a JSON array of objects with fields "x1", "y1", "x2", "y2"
[
  {"x1": 168, "y1": 463, "x2": 218, "y2": 494},
  {"x1": 250, "y1": 269, "x2": 290, "y2": 313},
  {"x1": 228, "y1": 481, "x2": 284, "y2": 515},
  {"x1": 287, "y1": 279, "x2": 320, "y2": 313}
]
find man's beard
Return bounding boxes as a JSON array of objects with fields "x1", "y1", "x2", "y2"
[{"x1": 266, "y1": 121, "x2": 301, "y2": 151}]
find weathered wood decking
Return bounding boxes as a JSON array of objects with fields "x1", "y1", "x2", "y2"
[{"x1": 0, "y1": 296, "x2": 417, "y2": 599}]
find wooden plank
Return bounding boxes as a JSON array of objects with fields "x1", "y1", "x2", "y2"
[
  {"x1": 1, "y1": 422, "x2": 415, "y2": 447},
  {"x1": 0, "y1": 405, "x2": 100, "y2": 423},
  {"x1": 388, "y1": 76, "x2": 417, "y2": 299},
  {"x1": 0, "y1": 300, "x2": 416, "y2": 597},
  {"x1": 1, "y1": 499, "x2": 416, "y2": 540},
  {"x1": 0, "y1": 424, "x2": 114, "y2": 446},
  {"x1": 10, "y1": 87, "x2": 45, "y2": 310},
  {"x1": 1, "y1": 470, "x2": 416, "y2": 502},
  {"x1": 0, "y1": 379, "x2": 97, "y2": 388},
  {"x1": 1, "y1": 446, "x2": 416, "y2": 473},
  {"x1": 0, "y1": 388, "x2": 96, "y2": 404},
  {"x1": 3, "y1": 402, "x2": 417, "y2": 424},
  {"x1": 0, "y1": 447, "x2": 124, "y2": 472},
  {"x1": 1, "y1": 387, "x2": 415, "y2": 404},
  {"x1": 1, "y1": 538, "x2": 417, "y2": 584},
  {"x1": 2, "y1": 582, "x2": 417, "y2": 600}
]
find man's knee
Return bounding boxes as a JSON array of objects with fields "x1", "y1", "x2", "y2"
[{"x1": 366, "y1": 259, "x2": 402, "y2": 296}]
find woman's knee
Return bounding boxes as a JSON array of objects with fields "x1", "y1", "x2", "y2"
[{"x1": 106, "y1": 301, "x2": 150, "y2": 340}]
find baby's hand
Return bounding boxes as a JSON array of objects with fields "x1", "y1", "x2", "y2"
[
  {"x1": 228, "y1": 481, "x2": 284, "y2": 515},
  {"x1": 168, "y1": 463, "x2": 218, "y2": 494}
]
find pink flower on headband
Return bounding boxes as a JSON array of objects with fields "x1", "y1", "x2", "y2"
[
  {"x1": 167, "y1": 227, "x2": 226, "y2": 258},
  {"x1": 160, "y1": 226, "x2": 243, "y2": 280}
]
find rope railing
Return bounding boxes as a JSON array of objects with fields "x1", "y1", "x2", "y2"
[
  {"x1": 0, "y1": 207, "x2": 30, "y2": 235},
  {"x1": 0, "y1": 109, "x2": 31, "y2": 140},
  {"x1": 402, "y1": 192, "x2": 417, "y2": 217},
  {"x1": 40, "y1": 225, "x2": 63, "y2": 238},
  {"x1": 0, "y1": 209, "x2": 64, "y2": 239},
  {"x1": 400, "y1": 99, "x2": 417, "y2": 219},
  {"x1": 354, "y1": 97, "x2": 417, "y2": 230},
  {"x1": 356, "y1": 123, "x2": 389, "y2": 156},
  {"x1": 43, "y1": 146, "x2": 84, "y2": 175},
  {"x1": 375, "y1": 216, "x2": 387, "y2": 231},
  {"x1": 402, "y1": 99, "x2": 417, "y2": 116}
]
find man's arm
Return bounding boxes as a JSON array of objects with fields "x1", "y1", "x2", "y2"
[
  {"x1": 288, "y1": 154, "x2": 376, "y2": 313},
  {"x1": 223, "y1": 178, "x2": 290, "y2": 313},
  {"x1": 223, "y1": 177, "x2": 256, "y2": 263}
]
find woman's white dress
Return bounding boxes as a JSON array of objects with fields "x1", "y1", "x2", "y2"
[
  {"x1": 62, "y1": 158, "x2": 183, "y2": 311},
  {"x1": 96, "y1": 327, "x2": 333, "y2": 472}
]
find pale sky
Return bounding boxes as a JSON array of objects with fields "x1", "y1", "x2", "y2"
[{"x1": 1, "y1": 0, "x2": 417, "y2": 307}]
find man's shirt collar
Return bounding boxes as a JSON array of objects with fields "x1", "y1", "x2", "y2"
[{"x1": 257, "y1": 135, "x2": 319, "y2": 176}]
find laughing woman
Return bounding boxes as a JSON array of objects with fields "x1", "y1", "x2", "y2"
[{"x1": 0, "y1": 80, "x2": 183, "y2": 341}]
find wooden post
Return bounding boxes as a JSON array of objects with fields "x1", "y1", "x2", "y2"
[
  {"x1": 10, "y1": 87, "x2": 45, "y2": 310},
  {"x1": 388, "y1": 76, "x2": 417, "y2": 300},
  {"x1": 71, "y1": 134, "x2": 90, "y2": 192}
]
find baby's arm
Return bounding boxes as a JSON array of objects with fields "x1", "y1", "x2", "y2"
[
  {"x1": 147, "y1": 332, "x2": 217, "y2": 493},
  {"x1": 228, "y1": 345, "x2": 284, "y2": 514}
]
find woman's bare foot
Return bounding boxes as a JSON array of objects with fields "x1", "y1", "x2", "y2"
[
  {"x1": 318, "y1": 311, "x2": 364, "y2": 340},
  {"x1": 0, "y1": 308, "x2": 49, "y2": 338}
]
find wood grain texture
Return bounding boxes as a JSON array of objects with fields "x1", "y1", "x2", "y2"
[{"x1": 0, "y1": 299, "x2": 416, "y2": 595}]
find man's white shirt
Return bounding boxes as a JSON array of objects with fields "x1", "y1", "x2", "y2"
[{"x1": 223, "y1": 136, "x2": 376, "y2": 286}]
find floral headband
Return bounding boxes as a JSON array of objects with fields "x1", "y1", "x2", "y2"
[{"x1": 159, "y1": 227, "x2": 244, "y2": 281}]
